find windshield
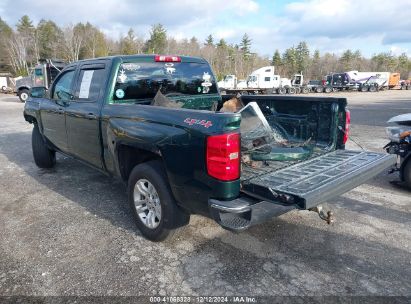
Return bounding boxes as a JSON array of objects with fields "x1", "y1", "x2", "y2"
[{"x1": 113, "y1": 62, "x2": 218, "y2": 102}]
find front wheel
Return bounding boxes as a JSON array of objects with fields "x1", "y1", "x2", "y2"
[
  {"x1": 128, "y1": 160, "x2": 190, "y2": 242},
  {"x1": 277, "y1": 87, "x2": 286, "y2": 94},
  {"x1": 18, "y1": 89, "x2": 29, "y2": 102},
  {"x1": 32, "y1": 125, "x2": 56, "y2": 168}
]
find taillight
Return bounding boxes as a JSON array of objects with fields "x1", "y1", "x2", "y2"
[
  {"x1": 154, "y1": 55, "x2": 181, "y2": 62},
  {"x1": 343, "y1": 109, "x2": 350, "y2": 144},
  {"x1": 206, "y1": 133, "x2": 240, "y2": 181}
]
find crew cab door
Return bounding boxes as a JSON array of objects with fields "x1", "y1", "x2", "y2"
[
  {"x1": 40, "y1": 68, "x2": 76, "y2": 153},
  {"x1": 65, "y1": 62, "x2": 107, "y2": 169}
]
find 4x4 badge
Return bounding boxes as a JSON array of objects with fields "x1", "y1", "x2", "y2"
[{"x1": 184, "y1": 118, "x2": 213, "y2": 128}]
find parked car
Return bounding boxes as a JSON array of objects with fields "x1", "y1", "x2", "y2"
[
  {"x1": 306, "y1": 80, "x2": 323, "y2": 92},
  {"x1": 24, "y1": 54, "x2": 396, "y2": 241}
]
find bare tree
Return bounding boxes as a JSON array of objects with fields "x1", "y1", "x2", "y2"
[
  {"x1": 6, "y1": 32, "x2": 30, "y2": 75},
  {"x1": 62, "y1": 24, "x2": 84, "y2": 62}
]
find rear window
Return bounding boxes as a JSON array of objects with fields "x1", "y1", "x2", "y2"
[{"x1": 112, "y1": 62, "x2": 218, "y2": 102}]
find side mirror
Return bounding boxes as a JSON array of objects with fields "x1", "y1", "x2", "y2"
[{"x1": 30, "y1": 86, "x2": 47, "y2": 98}]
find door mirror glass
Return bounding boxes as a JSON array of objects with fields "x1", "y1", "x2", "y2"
[{"x1": 30, "y1": 86, "x2": 47, "y2": 98}]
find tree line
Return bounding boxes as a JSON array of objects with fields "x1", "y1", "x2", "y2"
[{"x1": 0, "y1": 15, "x2": 410, "y2": 81}]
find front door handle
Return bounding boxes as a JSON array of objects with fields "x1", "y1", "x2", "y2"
[{"x1": 86, "y1": 113, "x2": 97, "y2": 120}]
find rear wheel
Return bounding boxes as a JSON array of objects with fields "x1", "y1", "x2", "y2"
[
  {"x1": 360, "y1": 85, "x2": 368, "y2": 92},
  {"x1": 287, "y1": 87, "x2": 296, "y2": 94},
  {"x1": 315, "y1": 86, "x2": 323, "y2": 93},
  {"x1": 32, "y1": 125, "x2": 56, "y2": 168},
  {"x1": 18, "y1": 89, "x2": 29, "y2": 102},
  {"x1": 295, "y1": 87, "x2": 301, "y2": 94},
  {"x1": 302, "y1": 87, "x2": 310, "y2": 94},
  {"x1": 128, "y1": 160, "x2": 190, "y2": 241},
  {"x1": 369, "y1": 85, "x2": 377, "y2": 92},
  {"x1": 277, "y1": 87, "x2": 286, "y2": 94},
  {"x1": 324, "y1": 86, "x2": 333, "y2": 93}
]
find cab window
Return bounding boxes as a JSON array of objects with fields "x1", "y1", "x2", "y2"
[
  {"x1": 74, "y1": 67, "x2": 106, "y2": 101},
  {"x1": 53, "y1": 70, "x2": 75, "y2": 100}
]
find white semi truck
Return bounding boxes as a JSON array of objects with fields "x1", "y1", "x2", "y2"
[
  {"x1": 218, "y1": 66, "x2": 310, "y2": 95},
  {"x1": 217, "y1": 75, "x2": 247, "y2": 91}
]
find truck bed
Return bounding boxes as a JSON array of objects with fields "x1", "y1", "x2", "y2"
[{"x1": 231, "y1": 95, "x2": 396, "y2": 208}]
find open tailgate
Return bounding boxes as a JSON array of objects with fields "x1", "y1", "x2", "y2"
[{"x1": 241, "y1": 150, "x2": 396, "y2": 209}]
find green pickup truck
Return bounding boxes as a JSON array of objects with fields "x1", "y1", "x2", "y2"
[{"x1": 24, "y1": 54, "x2": 396, "y2": 241}]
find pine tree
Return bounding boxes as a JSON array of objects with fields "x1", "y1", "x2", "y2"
[
  {"x1": 37, "y1": 19, "x2": 63, "y2": 59},
  {"x1": 272, "y1": 49, "x2": 282, "y2": 67},
  {"x1": 283, "y1": 47, "x2": 298, "y2": 76},
  {"x1": 120, "y1": 28, "x2": 137, "y2": 55},
  {"x1": 340, "y1": 50, "x2": 354, "y2": 70},
  {"x1": 16, "y1": 15, "x2": 34, "y2": 34},
  {"x1": 205, "y1": 34, "x2": 214, "y2": 46},
  {"x1": 145, "y1": 24, "x2": 167, "y2": 54},
  {"x1": 240, "y1": 33, "x2": 251, "y2": 60},
  {"x1": 296, "y1": 41, "x2": 310, "y2": 73}
]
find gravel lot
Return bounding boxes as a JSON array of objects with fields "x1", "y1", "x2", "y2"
[{"x1": 0, "y1": 91, "x2": 410, "y2": 300}]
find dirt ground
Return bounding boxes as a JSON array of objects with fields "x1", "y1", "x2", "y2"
[{"x1": 0, "y1": 90, "x2": 410, "y2": 301}]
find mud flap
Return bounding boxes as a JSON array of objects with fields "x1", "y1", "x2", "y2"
[{"x1": 241, "y1": 150, "x2": 397, "y2": 209}]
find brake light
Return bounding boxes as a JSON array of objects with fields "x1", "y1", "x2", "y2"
[
  {"x1": 206, "y1": 133, "x2": 240, "y2": 181},
  {"x1": 343, "y1": 109, "x2": 350, "y2": 144},
  {"x1": 154, "y1": 55, "x2": 181, "y2": 62}
]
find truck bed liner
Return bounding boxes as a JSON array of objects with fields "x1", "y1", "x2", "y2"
[{"x1": 241, "y1": 150, "x2": 396, "y2": 209}]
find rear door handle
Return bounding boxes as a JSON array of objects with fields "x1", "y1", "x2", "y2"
[{"x1": 86, "y1": 113, "x2": 97, "y2": 120}]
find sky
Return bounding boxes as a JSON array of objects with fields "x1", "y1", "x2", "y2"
[{"x1": 1, "y1": 0, "x2": 411, "y2": 58}]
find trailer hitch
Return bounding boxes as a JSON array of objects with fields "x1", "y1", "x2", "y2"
[{"x1": 309, "y1": 205, "x2": 334, "y2": 224}]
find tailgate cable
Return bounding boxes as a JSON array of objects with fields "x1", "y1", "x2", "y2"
[{"x1": 338, "y1": 126, "x2": 365, "y2": 150}]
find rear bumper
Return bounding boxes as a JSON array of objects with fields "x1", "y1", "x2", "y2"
[{"x1": 209, "y1": 196, "x2": 295, "y2": 232}]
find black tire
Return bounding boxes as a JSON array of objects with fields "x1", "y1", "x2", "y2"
[
  {"x1": 302, "y1": 87, "x2": 310, "y2": 94},
  {"x1": 32, "y1": 125, "x2": 56, "y2": 168},
  {"x1": 287, "y1": 87, "x2": 296, "y2": 94},
  {"x1": 324, "y1": 86, "x2": 333, "y2": 93},
  {"x1": 403, "y1": 161, "x2": 411, "y2": 189},
  {"x1": 277, "y1": 87, "x2": 286, "y2": 94},
  {"x1": 295, "y1": 87, "x2": 301, "y2": 94},
  {"x1": 315, "y1": 86, "x2": 323, "y2": 93},
  {"x1": 360, "y1": 85, "x2": 368, "y2": 92},
  {"x1": 18, "y1": 89, "x2": 29, "y2": 102},
  {"x1": 369, "y1": 85, "x2": 377, "y2": 92},
  {"x1": 128, "y1": 160, "x2": 190, "y2": 242}
]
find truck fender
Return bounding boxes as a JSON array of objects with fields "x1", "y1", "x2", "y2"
[
  {"x1": 18, "y1": 86, "x2": 30, "y2": 92},
  {"x1": 106, "y1": 118, "x2": 189, "y2": 182}
]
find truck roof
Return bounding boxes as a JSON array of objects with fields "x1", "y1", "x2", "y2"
[{"x1": 70, "y1": 54, "x2": 208, "y2": 66}]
